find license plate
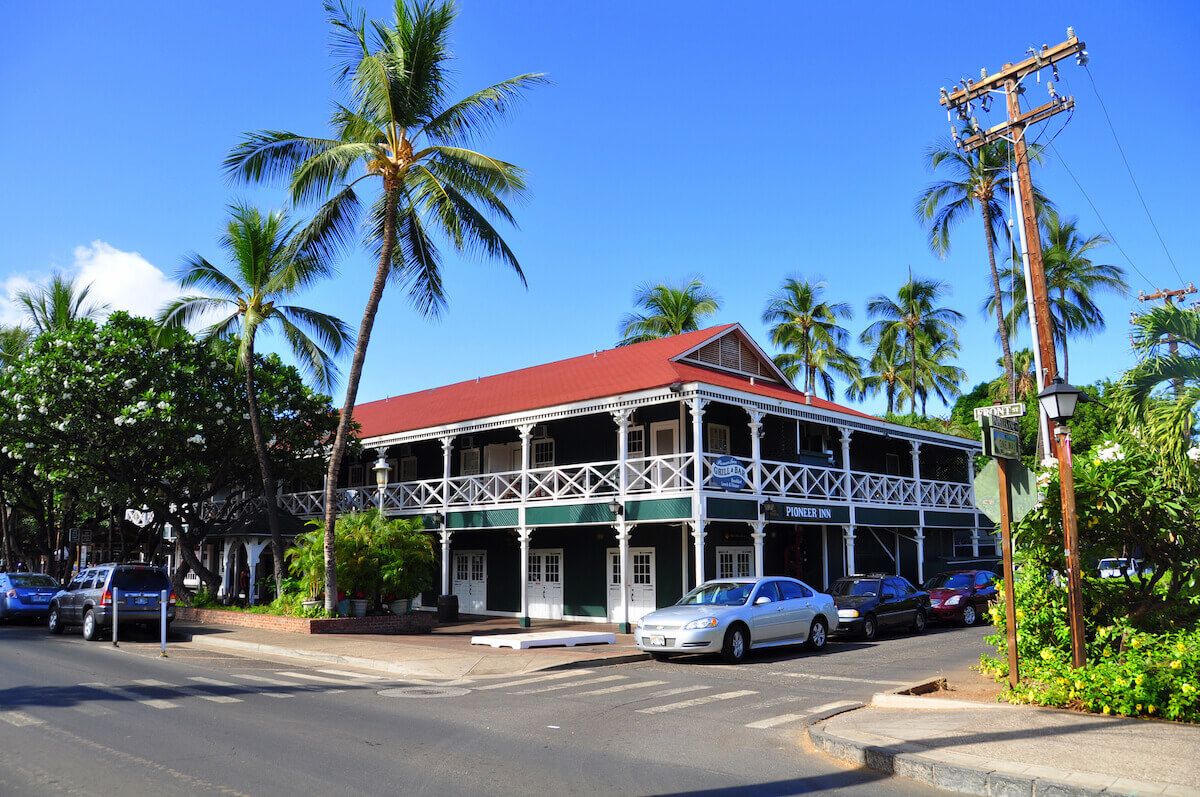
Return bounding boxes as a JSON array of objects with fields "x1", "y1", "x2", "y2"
[
  {"x1": 648, "y1": 635, "x2": 665, "y2": 647},
  {"x1": 134, "y1": 597, "x2": 147, "y2": 606}
]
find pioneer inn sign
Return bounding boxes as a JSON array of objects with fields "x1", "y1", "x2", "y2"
[{"x1": 276, "y1": 324, "x2": 994, "y2": 631}]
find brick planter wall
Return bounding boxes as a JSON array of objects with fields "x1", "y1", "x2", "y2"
[{"x1": 175, "y1": 606, "x2": 434, "y2": 635}]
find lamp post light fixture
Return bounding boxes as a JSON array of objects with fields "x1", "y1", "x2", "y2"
[
  {"x1": 1036, "y1": 377, "x2": 1088, "y2": 669},
  {"x1": 431, "y1": 511, "x2": 445, "y2": 527},
  {"x1": 372, "y1": 456, "x2": 390, "y2": 511},
  {"x1": 608, "y1": 499, "x2": 624, "y2": 517},
  {"x1": 759, "y1": 498, "x2": 776, "y2": 520}
]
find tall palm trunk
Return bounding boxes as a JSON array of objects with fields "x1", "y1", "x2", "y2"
[
  {"x1": 1058, "y1": 287, "x2": 1070, "y2": 383},
  {"x1": 982, "y1": 204, "x2": 1015, "y2": 401},
  {"x1": 886, "y1": 380, "x2": 895, "y2": 414},
  {"x1": 0, "y1": 490, "x2": 11, "y2": 568},
  {"x1": 320, "y1": 181, "x2": 401, "y2": 614},
  {"x1": 909, "y1": 326, "x2": 918, "y2": 415},
  {"x1": 243, "y1": 339, "x2": 286, "y2": 598}
]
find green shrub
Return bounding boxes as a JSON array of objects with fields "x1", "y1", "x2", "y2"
[{"x1": 186, "y1": 589, "x2": 221, "y2": 609}]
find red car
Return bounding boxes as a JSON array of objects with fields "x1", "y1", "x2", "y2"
[{"x1": 922, "y1": 570, "x2": 997, "y2": 626}]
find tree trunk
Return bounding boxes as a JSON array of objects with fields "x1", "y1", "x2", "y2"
[
  {"x1": 320, "y1": 181, "x2": 402, "y2": 614},
  {"x1": 1058, "y1": 288, "x2": 1070, "y2": 383},
  {"x1": 243, "y1": 340, "x2": 286, "y2": 599},
  {"x1": 0, "y1": 490, "x2": 11, "y2": 569},
  {"x1": 910, "y1": 331, "x2": 918, "y2": 416},
  {"x1": 983, "y1": 204, "x2": 1016, "y2": 401}
]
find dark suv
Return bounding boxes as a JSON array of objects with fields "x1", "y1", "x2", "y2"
[
  {"x1": 830, "y1": 574, "x2": 930, "y2": 640},
  {"x1": 48, "y1": 563, "x2": 175, "y2": 640}
]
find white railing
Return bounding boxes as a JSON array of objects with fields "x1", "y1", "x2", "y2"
[
  {"x1": 920, "y1": 478, "x2": 974, "y2": 510},
  {"x1": 626, "y1": 453, "x2": 696, "y2": 494},
  {"x1": 280, "y1": 453, "x2": 973, "y2": 517},
  {"x1": 849, "y1": 471, "x2": 919, "y2": 506},
  {"x1": 760, "y1": 459, "x2": 847, "y2": 501}
]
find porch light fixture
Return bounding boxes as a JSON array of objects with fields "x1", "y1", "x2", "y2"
[
  {"x1": 760, "y1": 499, "x2": 776, "y2": 519},
  {"x1": 608, "y1": 499, "x2": 624, "y2": 517},
  {"x1": 668, "y1": 381, "x2": 684, "y2": 393},
  {"x1": 372, "y1": 456, "x2": 391, "y2": 490},
  {"x1": 1037, "y1": 377, "x2": 1085, "y2": 424},
  {"x1": 431, "y1": 512, "x2": 445, "y2": 527}
]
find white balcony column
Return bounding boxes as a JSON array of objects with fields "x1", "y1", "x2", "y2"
[
  {"x1": 518, "y1": 526, "x2": 532, "y2": 628},
  {"x1": 440, "y1": 435, "x2": 453, "y2": 522},
  {"x1": 689, "y1": 520, "x2": 707, "y2": 584},
  {"x1": 910, "y1": 441, "x2": 923, "y2": 505},
  {"x1": 439, "y1": 529, "x2": 453, "y2": 596},
  {"x1": 749, "y1": 520, "x2": 766, "y2": 578},
  {"x1": 843, "y1": 525, "x2": 856, "y2": 576},
  {"x1": 839, "y1": 428, "x2": 854, "y2": 500},
  {"x1": 518, "y1": 424, "x2": 533, "y2": 531},
  {"x1": 612, "y1": 408, "x2": 632, "y2": 501},
  {"x1": 915, "y1": 527, "x2": 926, "y2": 585},
  {"x1": 967, "y1": 452, "x2": 981, "y2": 556},
  {"x1": 218, "y1": 540, "x2": 232, "y2": 599},
  {"x1": 689, "y1": 397, "x2": 708, "y2": 497},
  {"x1": 244, "y1": 539, "x2": 269, "y2": 606},
  {"x1": 746, "y1": 409, "x2": 765, "y2": 494},
  {"x1": 616, "y1": 523, "x2": 631, "y2": 633}
]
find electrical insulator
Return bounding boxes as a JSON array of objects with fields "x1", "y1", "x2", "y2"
[
  {"x1": 1067, "y1": 26, "x2": 1075, "y2": 39},
  {"x1": 1077, "y1": 50, "x2": 1089, "y2": 66}
]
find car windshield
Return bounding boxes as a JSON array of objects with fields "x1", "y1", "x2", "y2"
[
  {"x1": 1098, "y1": 559, "x2": 1128, "y2": 569},
  {"x1": 8, "y1": 573, "x2": 57, "y2": 588},
  {"x1": 924, "y1": 573, "x2": 973, "y2": 590},
  {"x1": 830, "y1": 579, "x2": 879, "y2": 597},
  {"x1": 677, "y1": 582, "x2": 754, "y2": 606},
  {"x1": 111, "y1": 569, "x2": 170, "y2": 591}
]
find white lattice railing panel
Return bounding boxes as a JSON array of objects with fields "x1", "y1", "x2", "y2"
[
  {"x1": 760, "y1": 459, "x2": 847, "y2": 501},
  {"x1": 445, "y1": 471, "x2": 522, "y2": 507},
  {"x1": 527, "y1": 461, "x2": 620, "y2": 502},
  {"x1": 382, "y1": 478, "x2": 445, "y2": 512},
  {"x1": 921, "y1": 479, "x2": 974, "y2": 509},
  {"x1": 625, "y1": 454, "x2": 695, "y2": 494},
  {"x1": 849, "y1": 471, "x2": 919, "y2": 506}
]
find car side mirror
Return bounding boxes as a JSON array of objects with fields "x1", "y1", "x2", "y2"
[{"x1": 754, "y1": 596, "x2": 772, "y2": 605}]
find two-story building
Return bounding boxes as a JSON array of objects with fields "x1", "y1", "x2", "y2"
[{"x1": 275, "y1": 323, "x2": 995, "y2": 631}]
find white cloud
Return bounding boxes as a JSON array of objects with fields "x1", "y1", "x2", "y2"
[{"x1": 0, "y1": 241, "x2": 182, "y2": 327}]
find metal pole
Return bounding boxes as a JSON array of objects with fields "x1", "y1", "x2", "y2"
[
  {"x1": 112, "y1": 587, "x2": 119, "y2": 647},
  {"x1": 160, "y1": 589, "x2": 169, "y2": 658},
  {"x1": 1055, "y1": 425, "x2": 1087, "y2": 668},
  {"x1": 997, "y1": 459, "x2": 1019, "y2": 687}
]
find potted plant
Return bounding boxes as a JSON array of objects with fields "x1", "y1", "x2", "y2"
[
  {"x1": 376, "y1": 516, "x2": 435, "y2": 616},
  {"x1": 287, "y1": 527, "x2": 326, "y2": 610}
]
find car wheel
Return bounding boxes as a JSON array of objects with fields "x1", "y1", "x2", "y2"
[
  {"x1": 650, "y1": 652, "x2": 673, "y2": 662},
  {"x1": 806, "y1": 618, "x2": 828, "y2": 652},
  {"x1": 912, "y1": 609, "x2": 928, "y2": 634},
  {"x1": 722, "y1": 624, "x2": 748, "y2": 664},
  {"x1": 961, "y1": 604, "x2": 978, "y2": 627},
  {"x1": 860, "y1": 614, "x2": 878, "y2": 641},
  {"x1": 82, "y1": 609, "x2": 101, "y2": 641},
  {"x1": 47, "y1": 606, "x2": 65, "y2": 635}
]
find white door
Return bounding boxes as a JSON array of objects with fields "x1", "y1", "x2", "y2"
[
  {"x1": 607, "y1": 547, "x2": 656, "y2": 623},
  {"x1": 453, "y1": 550, "x2": 486, "y2": 614},
  {"x1": 526, "y1": 548, "x2": 564, "y2": 620},
  {"x1": 649, "y1": 421, "x2": 680, "y2": 489},
  {"x1": 716, "y1": 546, "x2": 755, "y2": 579}
]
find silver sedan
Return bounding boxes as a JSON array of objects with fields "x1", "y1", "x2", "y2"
[{"x1": 634, "y1": 577, "x2": 836, "y2": 663}]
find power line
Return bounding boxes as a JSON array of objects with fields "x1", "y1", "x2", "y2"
[{"x1": 1083, "y1": 64, "x2": 1185, "y2": 285}]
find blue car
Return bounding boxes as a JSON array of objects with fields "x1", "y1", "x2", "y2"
[{"x1": 0, "y1": 572, "x2": 61, "y2": 621}]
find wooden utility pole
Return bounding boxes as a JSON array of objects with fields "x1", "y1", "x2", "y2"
[
  {"x1": 1137, "y1": 285, "x2": 1197, "y2": 394},
  {"x1": 996, "y1": 457, "x2": 1019, "y2": 687},
  {"x1": 939, "y1": 29, "x2": 1089, "y2": 669}
]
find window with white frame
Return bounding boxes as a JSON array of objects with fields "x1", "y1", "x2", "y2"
[
  {"x1": 885, "y1": 453, "x2": 901, "y2": 476},
  {"x1": 532, "y1": 439, "x2": 555, "y2": 468},
  {"x1": 716, "y1": 546, "x2": 754, "y2": 578},
  {"x1": 627, "y1": 426, "x2": 645, "y2": 458},
  {"x1": 707, "y1": 424, "x2": 731, "y2": 455},
  {"x1": 460, "y1": 449, "x2": 481, "y2": 476}
]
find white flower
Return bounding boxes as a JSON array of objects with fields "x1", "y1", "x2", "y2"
[
  {"x1": 187, "y1": 434, "x2": 205, "y2": 445},
  {"x1": 24, "y1": 442, "x2": 33, "y2": 449},
  {"x1": 1040, "y1": 456, "x2": 1058, "y2": 470},
  {"x1": 136, "y1": 401, "x2": 148, "y2": 410},
  {"x1": 123, "y1": 378, "x2": 136, "y2": 388},
  {"x1": 1096, "y1": 443, "x2": 1125, "y2": 463},
  {"x1": 1036, "y1": 470, "x2": 1053, "y2": 488},
  {"x1": 1188, "y1": 447, "x2": 1200, "y2": 464}
]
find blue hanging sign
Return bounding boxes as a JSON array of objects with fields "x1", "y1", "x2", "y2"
[{"x1": 709, "y1": 455, "x2": 750, "y2": 491}]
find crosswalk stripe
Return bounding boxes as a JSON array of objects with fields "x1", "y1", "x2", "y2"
[
  {"x1": 226, "y1": 673, "x2": 302, "y2": 687},
  {"x1": 189, "y1": 676, "x2": 293, "y2": 699},
  {"x1": 511, "y1": 675, "x2": 625, "y2": 695},
  {"x1": 644, "y1": 685, "x2": 710, "y2": 699},
  {"x1": 134, "y1": 679, "x2": 242, "y2": 704},
  {"x1": 636, "y1": 689, "x2": 758, "y2": 714},
  {"x1": 80, "y1": 682, "x2": 178, "y2": 710},
  {"x1": 808, "y1": 700, "x2": 860, "y2": 715},
  {"x1": 473, "y1": 671, "x2": 592, "y2": 691},
  {"x1": 71, "y1": 704, "x2": 115, "y2": 717},
  {"x1": 317, "y1": 669, "x2": 384, "y2": 681},
  {"x1": 774, "y1": 672, "x2": 909, "y2": 686},
  {"x1": 735, "y1": 695, "x2": 806, "y2": 713},
  {"x1": 0, "y1": 710, "x2": 44, "y2": 727},
  {"x1": 276, "y1": 671, "x2": 357, "y2": 687},
  {"x1": 575, "y1": 680, "x2": 668, "y2": 697},
  {"x1": 745, "y1": 713, "x2": 809, "y2": 729}
]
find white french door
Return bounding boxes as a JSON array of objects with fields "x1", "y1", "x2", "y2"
[
  {"x1": 606, "y1": 547, "x2": 657, "y2": 623},
  {"x1": 649, "y1": 421, "x2": 680, "y2": 489},
  {"x1": 526, "y1": 548, "x2": 564, "y2": 620},
  {"x1": 453, "y1": 550, "x2": 487, "y2": 614},
  {"x1": 716, "y1": 546, "x2": 755, "y2": 579}
]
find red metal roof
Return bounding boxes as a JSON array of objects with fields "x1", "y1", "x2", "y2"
[{"x1": 351, "y1": 325, "x2": 875, "y2": 438}]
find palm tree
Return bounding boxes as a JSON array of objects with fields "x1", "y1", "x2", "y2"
[
  {"x1": 15, "y1": 273, "x2": 108, "y2": 334},
  {"x1": 1120, "y1": 305, "x2": 1200, "y2": 458},
  {"x1": 909, "y1": 337, "x2": 966, "y2": 417},
  {"x1": 916, "y1": 138, "x2": 1036, "y2": 400},
  {"x1": 225, "y1": 0, "x2": 543, "y2": 613},
  {"x1": 862, "y1": 275, "x2": 964, "y2": 416},
  {"x1": 618, "y1": 279, "x2": 720, "y2": 345},
  {"x1": 849, "y1": 337, "x2": 909, "y2": 414},
  {"x1": 0, "y1": 326, "x2": 31, "y2": 369},
  {"x1": 158, "y1": 204, "x2": 351, "y2": 596},
  {"x1": 762, "y1": 277, "x2": 860, "y2": 398},
  {"x1": 986, "y1": 211, "x2": 1126, "y2": 382},
  {"x1": 988, "y1": 349, "x2": 1037, "y2": 402}
]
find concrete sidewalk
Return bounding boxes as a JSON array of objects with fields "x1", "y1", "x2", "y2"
[
  {"x1": 808, "y1": 693, "x2": 1200, "y2": 796},
  {"x1": 175, "y1": 618, "x2": 647, "y2": 681}
]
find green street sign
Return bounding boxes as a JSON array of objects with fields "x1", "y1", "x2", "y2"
[
  {"x1": 981, "y1": 415, "x2": 1021, "y2": 460},
  {"x1": 973, "y1": 460, "x2": 1038, "y2": 525}
]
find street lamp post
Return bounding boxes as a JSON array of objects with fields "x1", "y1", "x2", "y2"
[
  {"x1": 373, "y1": 456, "x2": 390, "y2": 513},
  {"x1": 1038, "y1": 377, "x2": 1088, "y2": 669}
]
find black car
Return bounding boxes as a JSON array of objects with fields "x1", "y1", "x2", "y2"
[
  {"x1": 48, "y1": 563, "x2": 175, "y2": 641},
  {"x1": 829, "y1": 574, "x2": 930, "y2": 640}
]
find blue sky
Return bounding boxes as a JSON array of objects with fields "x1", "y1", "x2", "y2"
[{"x1": 2, "y1": 1, "x2": 1197, "y2": 415}]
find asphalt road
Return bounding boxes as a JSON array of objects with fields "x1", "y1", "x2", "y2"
[{"x1": 0, "y1": 619, "x2": 989, "y2": 796}]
